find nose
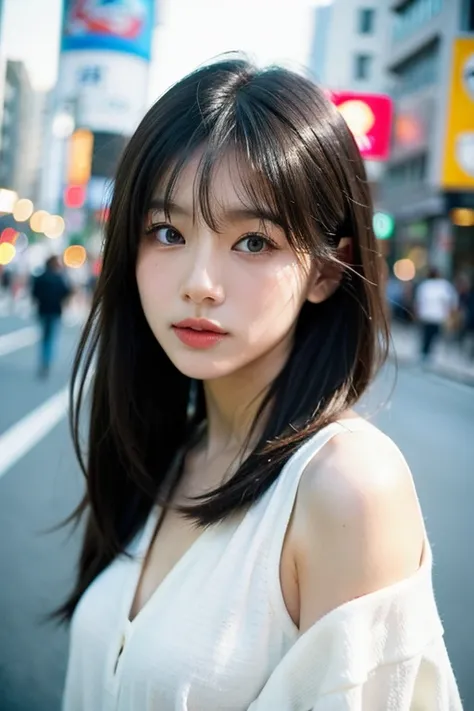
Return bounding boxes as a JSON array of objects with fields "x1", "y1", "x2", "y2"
[{"x1": 180, "y1": 240, "x2": 225, "y2": 306}]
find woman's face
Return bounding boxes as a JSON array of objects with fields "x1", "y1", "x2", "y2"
[{"x1": 136, "y1": 152, "x2": 316, "y2": 381}]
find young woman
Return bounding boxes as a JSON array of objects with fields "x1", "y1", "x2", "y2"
[{"x1": 61, "y1": 58, "x2": 462, "y2": 710}]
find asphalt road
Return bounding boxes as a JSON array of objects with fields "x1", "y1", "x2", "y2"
[{"x1": 0, "y1": 314, "x2": 472, "y2": 710}]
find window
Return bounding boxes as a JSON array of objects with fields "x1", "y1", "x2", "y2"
[
  {"x1": 358, "y1": 8, "x2": 375, "y2": 34},
  {"x1": 391, "y1": 42, "x2": 439, "y2": 96},
  {"x1": 354, "y1": 53, "x2": 372, "y2": 80},
  {"x1": 386, "y1": 154, "x2": 427, "y2": 186},
  {"x1": 393, "y1": 0, "x2": 444, "y2": 42},
  {"x1": 461, "y1": 0, "x2": 474, "y2": 31}
]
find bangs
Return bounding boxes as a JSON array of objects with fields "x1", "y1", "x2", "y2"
[
  {"x1": 136, "y1": 74, "x2": 355, "y2": 260},
  {"x1": 152, "y1": 144, "x2": 288, "y2": 238}
]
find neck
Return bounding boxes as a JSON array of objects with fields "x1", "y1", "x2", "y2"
[{"x1": 200, "y1": 335, "x2": 293, "y2": 463}]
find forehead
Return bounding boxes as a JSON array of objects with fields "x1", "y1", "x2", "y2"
[{"x1": 153, "y1": 149, "x2": 257, "y2": 214}]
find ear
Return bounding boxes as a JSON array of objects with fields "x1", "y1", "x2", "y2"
[{"x1": 306, "y1": 238, "x2": 353, "y2": 305}]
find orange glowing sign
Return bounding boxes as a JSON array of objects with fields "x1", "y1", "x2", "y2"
[
  {"x1": 330, "y1": 92, "x2": 393, "y2": 161},
  {"x1": 68, "y1": 129, "x2": 94, "y2": 185}
]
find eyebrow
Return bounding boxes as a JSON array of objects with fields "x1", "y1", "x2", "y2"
[{"x1": 147, "y1": 198, "x2": 283, "y2": 227}]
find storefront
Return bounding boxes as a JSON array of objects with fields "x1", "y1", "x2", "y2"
[
  {"x1": 446, "y1": 193, "x2": 474, "y2": 277},
  {"x1": 440, "y1": 37, "x2": 474, "y2": 279}
]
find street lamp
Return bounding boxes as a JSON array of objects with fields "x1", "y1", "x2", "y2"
[{"x1": 52, "y1": 111, "x2": 75, "y2": 139}]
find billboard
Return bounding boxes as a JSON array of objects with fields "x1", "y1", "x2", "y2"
[
  {"x1": 441, "y1": 38, "x2": 474, "y2": 189},
  {"x1": 57, "y1": 49, "x2": 149, "y2": 134},
  {"x1": 330, "y1": 92, "x2": 393, "y2": 161},
  {"x1": 62, "y1": 0, "x2": 155, "y2": 61}
]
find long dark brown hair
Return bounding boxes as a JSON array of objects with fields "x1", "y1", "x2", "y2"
[{"x1": 58, "y1": 57, "x2": 389, "y2": 621}]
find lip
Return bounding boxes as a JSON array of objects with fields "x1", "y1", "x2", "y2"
[
  {"x1": 173, "y1": 318, "x2": 227, "y2": 334},
  {"x1": 171, "y1": 318, "x2": 229, "y2": 350}
]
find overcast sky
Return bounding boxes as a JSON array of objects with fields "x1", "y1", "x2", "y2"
[{"x1": 1, "y1": 0, "x2": 329, "y2": 99}]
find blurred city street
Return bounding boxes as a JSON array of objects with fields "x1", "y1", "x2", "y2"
[{"x1": 0, "y1": 311, "x2": 472, "y2": 711}]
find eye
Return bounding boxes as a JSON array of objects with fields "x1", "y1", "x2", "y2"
[
  {"x1": 234, "y1": 234, "x2": 276, "y2": 254},
  {"x1": 146, "y1": 223, "x2": 184, "y2": 246}
]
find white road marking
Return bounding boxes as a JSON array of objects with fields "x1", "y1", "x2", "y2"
[
  {"x1": 0, "y1": 327, "x2": 39, "y2": 357},
  {"x1": 0, "y1": 386, "x2": 69, "y2": 480},
  {"x1": 0, "y1": 367, "x2": 94, "y2": 481}
]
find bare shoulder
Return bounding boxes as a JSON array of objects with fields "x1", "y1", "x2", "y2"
[
  {"x1": 296, "y1": 420, "x2": 421, "y2": 525},
  {"x1": 293, "y1": 421, "x2": 426, "y2": 632}
]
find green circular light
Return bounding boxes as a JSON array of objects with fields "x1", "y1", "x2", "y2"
[{"x1": 373, "y1": 212, "x2": 395, "y2": 240}]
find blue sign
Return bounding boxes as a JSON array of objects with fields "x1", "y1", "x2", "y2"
[{"x1": 61, "y1": 0, "x2": 154, "y2": 61}]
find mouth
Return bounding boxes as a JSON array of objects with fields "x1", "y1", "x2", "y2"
[
  {"x1": 171, "y1": 319, "x2": 228, "y2": 349},
  {"x1": 172, "y1": 319, "x2": 228, "y2": 334}
]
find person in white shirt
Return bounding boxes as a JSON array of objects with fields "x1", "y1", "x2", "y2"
[
  {"x1": 414, "y1": 267, "x2": 458, "y2": 362},
  {"x1": 58, "y1": 59, "x2": 462, "y2": 710}
]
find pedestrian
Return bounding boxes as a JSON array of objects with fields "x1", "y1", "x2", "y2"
[
  {"x1": 414, "y1": 267, "x2": 458, "y2": 363},
  {"x1": 461, "y1": 282, "x2": 474, "y2": 358},
  {"x1": 0, "y1": 266, "x2": 14, "y2": 314},
  {"x1": 385, "y1": 273, "x2": 405, "y2": 321},
  {"x1": 59, "y1": 59, "x2": 462, "y2": 710},
  {"x1": 31, "y1": 255, "x2": 71, "y2": 378}
]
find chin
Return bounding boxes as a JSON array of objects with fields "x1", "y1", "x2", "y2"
[
  {"x1": 168, "y1": 355, "x2": 239, "y2": 381},
  {"x1": 162, "y1": 344, "x2": 254, "y2": 381}
]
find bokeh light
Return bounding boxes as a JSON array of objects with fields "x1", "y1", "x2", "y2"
[
  {"x1": 0, "y1": 227, "x2": 17, "y2": 243},
  {"x1": 52, "y1": 112, "x2": 75, "y2": 138},
  {"x1": 0, "y1": 242, "x2": 16, "y2": 266},
  {"x1": 406, "y1": 246, "x2": 428, "y2": 270},
  {"x1": 13, "y1": 198, "x2": 34, "y2": 222},
  {"x1": 44, "y1": 215, "x2": 66, "y2": 239},
  {"x1": 64, "y1": 184, "x2": 86, "y2": 208},
  {"x1": 393, "y1": 259, "x2": 416, "y2": 282},
  {"x1": 14, "y1": 233, "x2": 29, "y2": 253},
  {"x1": 450, "y1": 208, "x2": 474, "y2": 227},
  {"x1": 63, "y1": 245, "x2": 86, "y2": 269},
  {"x1": 30, "y1": 210, "x2": 50, "y2": 233},
  {"x1": 0, "y1": 189, "x2": 18, "y2": 213}
]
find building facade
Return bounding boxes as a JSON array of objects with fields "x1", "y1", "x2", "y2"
[
  {"x1": 37, "y1": 0, "x2": 157, "y2": 244},
  {"x1": 0, "y1": 60, "x2": 46, "y2": 200},
  {"x1": 309, "y1": 1, "x2": 391, "y2": 188},
  {"x1": 310, "y1": 0, "x2": 390, "y2": 93},
  {"x1": 0, "y1": 0, "x2": 4, "y2": 160},
  {"x1": 379, "y1": 0, "x2": 474, "y2": 279},
  {"x1": 0, "y1": 61, "x2": 31, "y2": 195}
]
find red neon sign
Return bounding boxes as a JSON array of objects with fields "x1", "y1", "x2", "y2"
[
  {"x1": 330, "y1": 92, "x2": 393, "y2": 161},
  {"x1": 64, "y1": 184, "x2": 86, "y2": 209}
]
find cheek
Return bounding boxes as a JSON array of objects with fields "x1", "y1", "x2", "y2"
[
  {"x1": 136, "y1": 251, "x2": 166, "y2": 298},
  {"x1": 136, "y1": 253, "x2": 167, "y2": 323},
  {"x1": 250, "y1": 261, "x2": 308, "y2": 311},
  {"x1": 243, "y1": 261, "x2": 309, "y2": 338}
]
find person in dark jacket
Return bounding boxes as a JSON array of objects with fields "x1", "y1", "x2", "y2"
[
  {"x1": 462, "y1": 286, "x2": 474, "y2": 358},
  {"x1": 31, "y1": 255, "x2": 71, "y2": 377}
]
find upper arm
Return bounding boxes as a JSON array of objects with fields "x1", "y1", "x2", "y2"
[{"x1": 294, "y1": 427, "x2": 425, "y2": 634}]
